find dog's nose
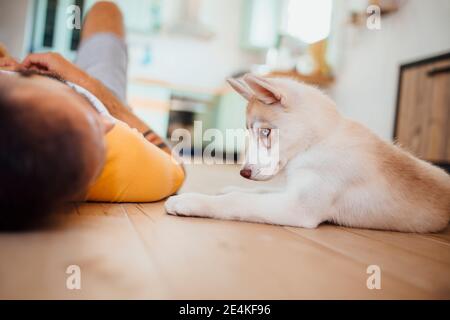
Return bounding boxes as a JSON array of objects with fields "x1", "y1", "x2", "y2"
[{"x1": 240, "y1": 168, "x2": 252, "y2": 179}]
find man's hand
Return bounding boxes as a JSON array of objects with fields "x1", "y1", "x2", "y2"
[
  {"x1": 0, "y1": 56, "x2": 20, "y2": 71},
  {"x1": 21, "y1": 52, "x2": 89, "y2": 85}
]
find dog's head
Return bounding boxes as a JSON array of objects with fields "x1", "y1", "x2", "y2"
[{"x1": 227, "y1": 74, "x2": 338, "y2": 181}]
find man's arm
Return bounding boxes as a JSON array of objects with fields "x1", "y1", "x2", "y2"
[
  {"x1": 0, "y1": 44, "x2": 19, "y2": 71},
  {"x1": 80, "y1": 74, "x2": 172, "y2": 153}
]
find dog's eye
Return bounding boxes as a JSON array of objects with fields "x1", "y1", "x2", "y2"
[{"x1": 260, "y1": 128, "x2": 271, "y2": 137}]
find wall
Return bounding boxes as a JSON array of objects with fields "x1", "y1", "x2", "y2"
[
  {"x1": 329, "y1": 0, "x2": 450, "y2": 141},
  {"x1": 0, "y1": 0, "x2": 34, "y2": 58}
]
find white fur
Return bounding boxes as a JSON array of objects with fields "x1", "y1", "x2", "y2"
[{"x1": 165, "y1": 75, "x2": 450, "y2": 233}]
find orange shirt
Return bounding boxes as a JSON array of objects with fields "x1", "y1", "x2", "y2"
[{"x1": 86, "y1": 120, "x2": 184, "y2": 202}]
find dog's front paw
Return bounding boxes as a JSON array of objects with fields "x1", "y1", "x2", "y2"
[
  {"x1": 165, "y1": 193, "x2": 206, "y2": 217},
  {"x1": 164, "y1": 195, "x2": 190, "y2": 216}
]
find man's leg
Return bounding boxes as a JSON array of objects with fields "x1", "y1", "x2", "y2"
[
  {"x1": 81, "y1": 1, "x2": 125, "y2": 40},
  {"x1": 75, "y1": 1, "x2": 128, "y2": 103}
]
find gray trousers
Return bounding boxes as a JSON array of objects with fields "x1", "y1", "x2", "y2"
[{"x1": 75, "y1": 32, "x2": 128, "y2": 104}]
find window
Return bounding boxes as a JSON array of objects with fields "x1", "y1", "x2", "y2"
[
  {"x1": 70, "y1": 0, "x2": 84, "y2": 50},
  {"x1": 242, "y1": 0, "x2": 333, "y2": 50},
  {"x1": 247, "y1": 0, "x2": 279, "y2": 48},
  {"x1": 42, "y1": 0, "x2": 58, "y2": 47}
]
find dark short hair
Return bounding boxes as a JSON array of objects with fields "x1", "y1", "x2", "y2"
[{"x1": 0, "y1": 78, "x2": 91, "y2": 230}]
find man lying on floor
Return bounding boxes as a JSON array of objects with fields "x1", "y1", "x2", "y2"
[{"x1": 0, "y1": 2, "x2": 184, "y2": 230}]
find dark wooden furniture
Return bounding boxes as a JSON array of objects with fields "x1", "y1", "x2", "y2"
[{"x1": 394, "y1": 52, "x2": 450, "y2": 171}]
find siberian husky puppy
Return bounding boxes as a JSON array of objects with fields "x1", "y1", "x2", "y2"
[{"x1": 165, "y1": 74, "x2": 450, "y2": 233}]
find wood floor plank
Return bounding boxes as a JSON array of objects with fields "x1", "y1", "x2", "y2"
[
  {"x1": 418, "y1": 225, "x2": 450, "y2": 245},
  {"x1": 179, "y1": 164, "x2": 284, "y2": 195},
  {"x1": 286, "y1": 225, "x2": 450, "y2": 298},
  {"x1": 0, "y1": 203, "x2": 169, "y2": 299},
  {"x1": 348, "y1": 228, "x2": 450, "y2": 265},
  {"x1": 125, "y1": 203, "x2": 430, "y2": 299}
]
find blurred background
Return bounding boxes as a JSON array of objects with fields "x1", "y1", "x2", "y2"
[{"x1": 1, "y1": 0, "x2": 449, "y2": 166}]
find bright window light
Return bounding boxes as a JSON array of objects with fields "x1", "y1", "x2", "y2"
[{"x1": 284, "y1": 0, "x2": 333, "y2": 44}]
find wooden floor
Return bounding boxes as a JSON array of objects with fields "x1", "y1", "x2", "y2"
[{"x1": 0, "y1": 164, "x2": 449, "y2": 299}]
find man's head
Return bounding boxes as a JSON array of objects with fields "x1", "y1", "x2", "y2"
[
  {"x1": 0, "y1": 71, "x2": 112, "y2": 230},
  {"x1": 227, "y1": 74, "x2": 339, "y2": 181}
]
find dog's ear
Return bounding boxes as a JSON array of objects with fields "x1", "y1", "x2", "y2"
[
  {"x1": 226, "y1": 78, "x2": 254, "y2": 101},
  {"x1": 243, "y1": 74, "x2": 281, "y2": 105}
]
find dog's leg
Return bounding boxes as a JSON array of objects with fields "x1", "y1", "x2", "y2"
[{"x1": 165, "y1": 191, "x2": 324, "y2": 228}]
